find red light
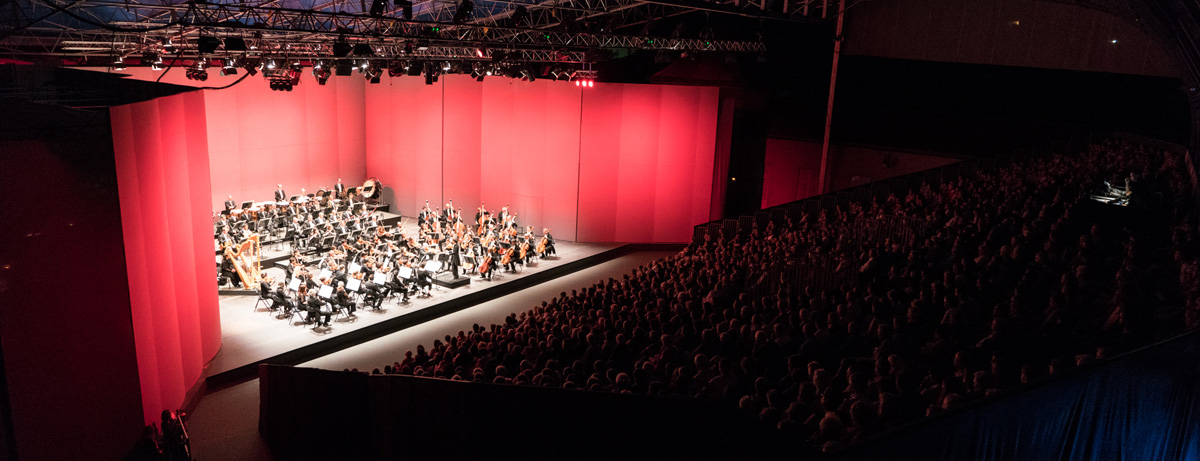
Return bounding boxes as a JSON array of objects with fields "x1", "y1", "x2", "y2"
[
  {"x1": 575, "y1": 80, "x2": 580, "y2": 86},
  {"x1": 588, "y1": 80, "x2": 594, "y2": 88}
]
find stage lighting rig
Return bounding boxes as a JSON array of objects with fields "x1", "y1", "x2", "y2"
[
  {"x1": 572, "y1": 66, "x2": 597, "y2": 88},
  {"x1": 313, "y1": 61, "x2": 331, "y2": 84},
  {"x1": 220, "y1": 58, "x2": 239, "y2": 77},
  {"x1": 185, "y1": 59, "x2": 209, "y2": 81}
]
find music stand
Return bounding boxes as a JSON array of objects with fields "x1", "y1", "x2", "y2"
[
  {"x1": 241, "y1": 201, "x2": 254, "y2": 209},
  {"x1": 348, "y1": 262, "x2": 362, "y2": 273},
  {"x1": 318, "y1": 284, "x2": 334, "y2": 299},
  {"x1": 373, "y1": 272, "x2": 387, "y2": 285},
  {"x1": 346, "y1": 277, "x2": 361, "y2": 292},
  {"x1": 397, "y1": 266, "x2": 414, "y2": 280},
  {"x1": 318, "y1": 268, "x2": 332, "y2": 280},
  {"x1": 288, "y1": 278, "x2": 301, "y2": 292}
]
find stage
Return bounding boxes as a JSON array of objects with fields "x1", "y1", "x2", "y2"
[{"x1": 204, "y1": 239, "x2": 641, "y2": 388}]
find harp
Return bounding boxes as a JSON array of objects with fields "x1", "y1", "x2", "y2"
[{"x1": 223, "y1": 233, "x2": 262, "y2": 288}]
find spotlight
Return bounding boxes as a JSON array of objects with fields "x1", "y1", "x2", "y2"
[
  {"x1": 223, "y1": 37, "x2": 247, "y2": 51},
  {"x1": 369, "y1": 0, "x2": 387, "y2": 16},
  {"x1": 313, "y1": 64, "x2": 331, "y2": 85},
  {"x1": 162, "y1": 38, "x2": 176, "y2": 54},
  {"x1": 198, "y1": 36, "x2": 222, "y2": 54},
  {"x1": 221, "y1": 62, "x2": 238, "y2": 77},
  {"x1": 397, "y1": 0, "x2": 413, "y2": 20},
  {"x1": 110, "y1": 56, "x2": 126, "y2": 71},
  {"x1": 588, "y1": 80, "x2": 593, "y2": 87},
  {"x1": 453, "y1": 0, "x2": 474, "y2": 23},
  {"x1": 442, "y1": 61, "x2": 451, "y2": 72},
  {"x1": 266, "y1": 59, "x2": 277, "y2": 69},
  {"x1": 243, "y1": 58, "x2": 260, "y2": 76},
  {"x1": 352, "y1": 44, "x2": 374, "y2": 57}
]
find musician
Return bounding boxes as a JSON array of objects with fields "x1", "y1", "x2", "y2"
[
  {"x1": 480, "y1": 244, "x2": 497, "y2": 281},
  {"x1": 419, "y1": 201, "x2": 434, "y2": 225},
  {"x1": 541, "y1": 228, "x2": 556, "y2": 258},
  {"x1": 443, "y1": 200, "x2": 455, "y2": 223},
  {"x1": 275, "y1": 184, "x2": 286, "y2": 202},
  {"x1": 224, "y1": 195, "x2": 237, "y2": 215},
  {"x1": 497, "y1": 205, "x2": 509, "y2": 225},
  {"x1": 273, "y1": 282, "x2": 294, "y2": 312},
  {"x1": 220, "y1": 256, "x2": 241, "y2": 288},
  {"x1": 259, "y1": 276, "x2": 273, "y2": 301},
  {"x1": 335, "y1": 178, "x2": 346, "y2": 199},
  {"x1": 334, "y1": 283, "x2": 355, "y2": 317},
  {"x1": 305, "y1": 291, "x2": 330, "y2": 327}
]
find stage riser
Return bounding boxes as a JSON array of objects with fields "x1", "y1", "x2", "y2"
[{"x1": 205, "y1": 243, "x2": 683, "y2": 390}]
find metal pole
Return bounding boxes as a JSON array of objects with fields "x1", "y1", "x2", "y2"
[{"x1": 817, "y1": 0, "x2": 844, "y2": 194}]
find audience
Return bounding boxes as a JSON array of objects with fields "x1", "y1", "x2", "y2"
[{"x1": 364, "y1": 139, "x2": 1196, "y2": 451}]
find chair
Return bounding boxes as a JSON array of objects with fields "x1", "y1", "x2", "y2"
[{"x1": 254, "y1": 289, "x2": 271, "y2": 312}]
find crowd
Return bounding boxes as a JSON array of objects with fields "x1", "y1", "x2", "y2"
[{"x1": 360, "y1": 140, "x2": 1196, "y2": 451}]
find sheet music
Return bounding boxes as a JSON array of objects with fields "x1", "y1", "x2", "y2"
[
  {"x1": 398, "y1": 266, "x2": 414, "y2": 280},
  {"x1": 288, "y1": 278, "x2": 301, "y2": 291},
  {"x1": 318, "y1": 284, "x2": 333, "y2": 299},
  {"x1": 374, "y1": 272, "x2": 387, "y2": 284},
  {"x1": 346, "y1": 277, "x2": 361, "y2": 292}
]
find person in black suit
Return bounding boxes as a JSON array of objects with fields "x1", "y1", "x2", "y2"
[
  {"x1": 335, "y1": 178, "x2": 346, "y2": 199},
  {"x1": 220, "y1": 256, "x2": 241, "y2": 287},
  {"x1": 273, "y1": 282, "x2": 294, "y2": 312},
  {"x1": 224, "y1": 195, "x2": 236, "y2": 215},
  {"x1": 335, "y1": 283, "x2": 355, "y2": 316},
  {"x1": 305, "y1": 291, "x2": 330, "y2": 326},
  {"x1": 274, "y1": 184, "x2": 286, "y2": 202}
]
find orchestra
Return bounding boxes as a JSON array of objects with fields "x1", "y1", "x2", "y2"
[{"x1": 221, "y1": 183, "x2": 559, "y2": 329}]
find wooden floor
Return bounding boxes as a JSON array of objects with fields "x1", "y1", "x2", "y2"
[{"x1": 205, "y1": 238, "x2": 620, "y2": 378}]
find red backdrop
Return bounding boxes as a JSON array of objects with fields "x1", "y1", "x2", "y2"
[
  {"x1": 111, "y1": 92, "x2": 222, "y2": 425},
  {"x1": 204, "y1": 73, "x2": 366, "y2": 211},
  {"x1": 366, "y1": 75, "x2": 719, "y2": 242}
]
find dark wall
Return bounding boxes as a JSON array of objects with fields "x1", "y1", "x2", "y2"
[
  {"x1": 260, "y1": 365, "x2": 818, "y2": 460},
  {"x1": 837, "y1": 331, "x2": 1200, "y2": 461},
  {"x1": 0, "y1": 101, "x2": 145, "y2": 459}
]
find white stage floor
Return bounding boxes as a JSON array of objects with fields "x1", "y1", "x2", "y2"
[{"x1": 205, "y1": 239, "x2": 621, "y2": 378}]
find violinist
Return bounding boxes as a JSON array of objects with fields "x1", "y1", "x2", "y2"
[
  {"x1": 334, "y1": 282, "x2": 355, "y2": 317},
  {"x1": 273, "y1": 282, "x2": 294, "y2": 313}
]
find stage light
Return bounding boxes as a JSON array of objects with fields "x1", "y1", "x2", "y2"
[
  {"x1": 198, "y1": 36, "x2": 222, "y2": 54},
  {"x1": 150, "y1": 54, "x2": 165, "y2": 71},
  {"x1": 266, "y1": 59, "x2": 277, "y2": 69},
  {"x1": 442, "y1": 61, "x2": 451, "y2": 71},
  {"x1": 453, "y1": 0, "x2": 474, "y2": 23},
  {"x1": 313, "y1": 64, "x2": 331, "y2": 85},
  {"x1": 224, "y1": 37, "x2": 247, "y2": 51},
  {"x1": 162, "y1": 38, "x2": 176, "y2": 54},
  {"x1": 111, "y1": 56, "x2": 126, "y2": 71},
  {"x1": 588, "y1": 80, "x2": 593, "y2": 87},
  {"x1": 220, "y1": 63, "x2": 238, "y2": 76},
  {"x1": 396, "y1": 0, "x2": 413, "y2": 20},
  {"x1": 243, "y1": 57, "x2": 259, "y2": 76},
  {"x1": 369, "y1": 0, "x2": 387, "y2": 16},
  {"x1": 353, "y1": 44, "x2": 374, "y2": 57}
]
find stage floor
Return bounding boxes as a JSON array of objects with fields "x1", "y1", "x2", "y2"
[{"x1": 205, "y1": 239, "x2": 620, "y2": 379}]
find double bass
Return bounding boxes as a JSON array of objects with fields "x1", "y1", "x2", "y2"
[
  {"x1": 536, "y1": 235, "x2": 549, "y2": 255},
  {"x1": 479, "y1": 250, "x2": 494, "y2": 276},
  {"x1": 520, "y1": 239, "x2": 531, "y2": 260}
]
